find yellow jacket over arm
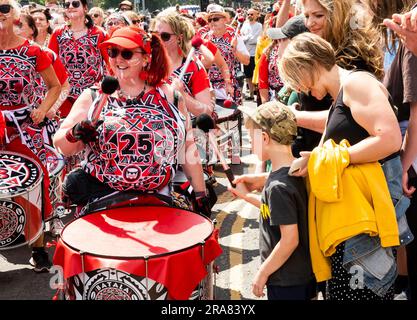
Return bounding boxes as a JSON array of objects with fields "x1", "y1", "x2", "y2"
[{"x1": 307, "y1": 139, "x2": 399, "y2": 282}]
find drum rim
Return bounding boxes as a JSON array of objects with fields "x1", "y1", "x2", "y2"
[
  {"x1": 59, "y1": 205, "x2": 216, "y2": 260},
  {"x1": 0, "y1": 151, "x2": 44, "y2": 198}
]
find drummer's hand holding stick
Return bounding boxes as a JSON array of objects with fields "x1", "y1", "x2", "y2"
[
  {"x1": 14, "y1": 82, "x2": 47, "y2": 125},
  {"x1": 65, "y1": 76, "x2": 119, "y2": 144},
  {"x1": 228, "y1": 179, "x2": 262, "y2": 209},
  {"x1": 196, "y1": 113, "x2": 236, "y2": 188},
  {"x1": 178, "y1": 36, "x2": 203, "y2": 82}
]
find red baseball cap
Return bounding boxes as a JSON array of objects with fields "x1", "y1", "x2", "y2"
[{"x1": 100, "y1": 26, "x2": 151, "y2": 54}]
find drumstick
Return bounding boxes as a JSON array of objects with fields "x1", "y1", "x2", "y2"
[
  {"x1": 230, "y1": 16, "x2": 245, "y2": 51},
  {"x1": 230, "y1": 8, "x2": 242, "y2": 26},
  {"x1": 178, "y1": 36, "x2": 203, "y2": 82},
  {"x1": 196, "y1": 113, "x2": 236, "y2": 188},
  {"x1": 91, "y1": 76, "x2": 119, "y2": 125}
]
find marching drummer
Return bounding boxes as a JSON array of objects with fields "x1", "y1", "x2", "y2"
[
  {"x1": 0, "y1": 0, "x2": 61, "y2": 272},
  {"x1": 48, "y1": 0, "x2": 109, "y2": 118},
  {"x1": 53, "y1": 26, "x2": 212, "y2": 217},
  {"x1": 154, "y1": 11, "x2": 214, "y2": 117}
]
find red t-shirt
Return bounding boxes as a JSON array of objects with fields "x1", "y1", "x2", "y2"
[
  {"x1": 49, "y1": 25, "x2": 109, "y2": 101},
  {"x1": 258, "y1": 53, "x2": 269, "y2": 90},
  {"x1": 258, "y1": 46, "x2": 284, "y2": 98},
  {"x1": 0, "y1": 40, "x2": 52, "y2": 108},
  {"x1": 205, "y1": 40, "x2": 218, "y2": 56},
  {"x1": 34, "y1": 47, "x2": 68, "y2": 102},
  {"x1": 166, "y1": 58, "x2": 210, "y2": 97}
]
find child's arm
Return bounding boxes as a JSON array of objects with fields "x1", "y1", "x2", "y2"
[
  {"x1": 228, "y1": 182, "x2": 262, "y2": 208},
  {"x1": 252, "y1": 224, "x2": 299, "y2": 298}
]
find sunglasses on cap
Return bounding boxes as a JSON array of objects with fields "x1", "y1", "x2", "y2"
[
  {"x1": 107, "y1": 47, "x2": 144, "y2": 60},
  {"x1": 0, "y1": 4, "x2": 12, "y2": 14},
  {"x1": 92, "y1": 13, "x2": 101, "y2": 18},
  {"x1": 207, "y1": 16, "x2": 222, "y2": 23},
  {"x1": 63, "y1": 1, "x2": 81, "y2": 9},
  {"x1": 131, "y1": 19, "x2": 140, "y2": 24}
]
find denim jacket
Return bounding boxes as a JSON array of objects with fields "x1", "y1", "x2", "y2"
[{"x1": 342, "y1": 156, "x2": 413, "y2": 297}]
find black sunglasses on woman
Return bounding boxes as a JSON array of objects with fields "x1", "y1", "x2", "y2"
[{"x1": 63, "y1": 1, "x2": 81, "y2": 9}]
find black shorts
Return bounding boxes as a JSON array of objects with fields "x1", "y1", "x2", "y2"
[{"x1": 243, "y1": 56, "x2": 256, "y2": 78}]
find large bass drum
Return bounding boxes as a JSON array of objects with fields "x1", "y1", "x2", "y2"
[
  {"x1": 0, "y1": 151, "x2": 43, "y2": 250},
  {"x1": 53, "y1": 205, "x2": 222, "y2": 300}
]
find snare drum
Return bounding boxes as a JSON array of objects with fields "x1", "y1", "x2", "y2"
[
  {"x1": 45, "y1": 145, "x2": 65, "y2": 213},
  {"x1": 53, "y1": 206, "x2": 222, "y2": 300},
  {"x1": 0, "y1": 152, "x2": 43, "y2": 250},
  {"x1": 214, "y1": 103, "x2": 242, "y2": 163}
]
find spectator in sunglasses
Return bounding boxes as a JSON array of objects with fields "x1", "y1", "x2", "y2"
[
  {"x1": 240, "y1": 8, "x2": 263, "y2": 100},
  {"x1": 123, "y1": 10, "x2": 141, "y2": 26},
  {"x1": 0, "y1": 0, "x2": 61, "y2": 273},
  {"x1": 89, "y1": 7, "x2": 105, "y2": 27},
  {"x1": 105, "y1": 12, "x2": 130, "y2": 36},
  {"x1": 49, "y1": 0, "x2": 109, "y2": 117},
  {"x1": 54, "y1": 26, "x2": 209, "y2": 217},
  {"x1": 154, "y1": 11, "x2": 213, "y2": 117},
  {"x1": 30, "y1": 8, "x2": 53, "y2": 47}
]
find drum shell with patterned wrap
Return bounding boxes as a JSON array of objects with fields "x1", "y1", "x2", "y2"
[
  {"x1": 53, "y1": 205, "x2": 222, "y2": 300},
  {"x1": 0, "y1": 152, "x2": 43, "y2": 250}
]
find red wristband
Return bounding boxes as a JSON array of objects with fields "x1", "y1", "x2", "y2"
[{"x1": 65, "y1": 128, "x2": 78, "y2": 143}]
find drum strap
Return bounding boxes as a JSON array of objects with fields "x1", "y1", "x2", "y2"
[{"x1": 173, "y1": 90, "x2": 179, "y2": 108}]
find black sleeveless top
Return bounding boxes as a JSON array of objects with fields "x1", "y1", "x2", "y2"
[
  {"x1": 323, "y1": 89, "x2": 369, "y2": 145},
  {"x1": 323, "y1": 87, "x2": 400, "y2": 162}
]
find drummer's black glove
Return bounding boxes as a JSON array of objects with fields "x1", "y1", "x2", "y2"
[
  {"x1": 66, "y1": 120, "x2": 103, "y2": 144},
  {"x1": 193, "y1": 194, "x2": 212, "y2": 218}
]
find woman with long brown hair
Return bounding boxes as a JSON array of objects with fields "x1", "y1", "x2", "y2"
[{"x1": 31, "y1": 8, "x2": 54, "y2": 47}]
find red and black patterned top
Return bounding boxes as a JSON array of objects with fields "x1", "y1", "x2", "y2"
[
  {"x1": 49, "y1": 25, "x2": 109, "y2": 102},
  {"x1": 0, "y1": 40, "x2": 53, "y2": 166},
  {"x1": 258, "y1": 45, "x2": 284, "y2": 98},
  {"x1": 166, "y1": 58, "x2": 210, "y2": 97},
  {"x1": 0, "y1": 40, "x2": 51, "y2": 108},
  {"x1": 203, "y1": 28, "x2": 242, "y2": 104},
  {"x1": 34, "y1": 47, "x2": 68, "y2": 103},
  {"x1": 83, "y1": 87, "x2": 186, "y2": 193}
]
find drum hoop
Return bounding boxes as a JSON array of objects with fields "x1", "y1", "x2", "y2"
[
  {"x1": 0, "y1": 151, "x2": 44, "y2": 198},
  {"x1": 60, "y1": 205, "x2": 215, "y2": 260}
]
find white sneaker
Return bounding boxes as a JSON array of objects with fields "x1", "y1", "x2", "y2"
[{"x1": 394, "y1": 291, "x2": 408, "y2": 300}]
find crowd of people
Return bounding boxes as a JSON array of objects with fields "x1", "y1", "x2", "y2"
[{"x1": 1, "y1": 0, "x2": 417, "y2": 301}]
